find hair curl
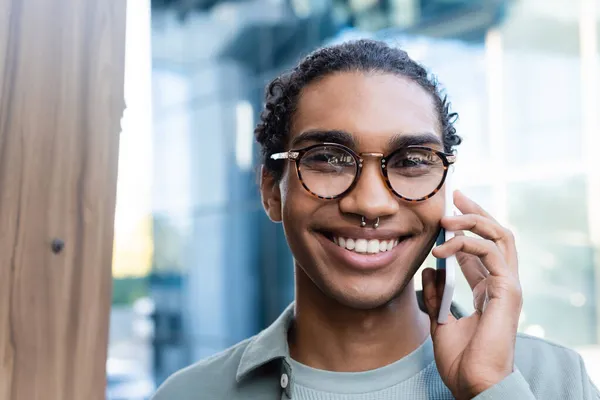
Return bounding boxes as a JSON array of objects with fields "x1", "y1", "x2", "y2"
[{"x1": 255, "y1": 39, "x2": 461, "y2": 180}]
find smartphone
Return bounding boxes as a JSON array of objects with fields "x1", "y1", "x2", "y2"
[{"x1": 435, "y1": 167, "x2": 457, "y2": 324}]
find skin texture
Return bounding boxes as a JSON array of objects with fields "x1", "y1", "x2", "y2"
[{"x1": 260, "y1": 71, "x2": 522, "y2": 399}]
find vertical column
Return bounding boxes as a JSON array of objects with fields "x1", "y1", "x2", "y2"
[
  {"x1": 485, "y1": 29, "x2": 508, "y2": 224},
  {"x1": 579, "y1": 0, "x2": 600, "y2": 343},
  {"x1": 0, "y1": 0, "x2": 126, "y2": 399}
]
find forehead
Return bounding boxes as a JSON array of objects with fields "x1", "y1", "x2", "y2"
[{"x1": 291, "y1": 72, "x2": 440, "y2": 149}]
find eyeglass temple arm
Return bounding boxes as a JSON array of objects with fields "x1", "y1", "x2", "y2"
[{"x1": 270, "y1": 151, "x2": 300, "y2": 161}]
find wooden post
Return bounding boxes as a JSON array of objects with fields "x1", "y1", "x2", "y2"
[{"x1": 0, "y1": 0, "x2": 126, "y2": 399}]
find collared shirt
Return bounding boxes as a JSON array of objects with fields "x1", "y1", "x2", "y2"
[{"x1": 152, "y1": 303, "x2": 600, "y2": 399}]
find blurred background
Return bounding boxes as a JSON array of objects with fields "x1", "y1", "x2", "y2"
[{"x1": 106, "y1": 0, "x2": 600, "y2": 398}]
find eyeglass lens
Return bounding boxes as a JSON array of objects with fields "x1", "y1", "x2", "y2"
[{"x1": 297, "y1": 146, "x2": 445, "y2": 200}]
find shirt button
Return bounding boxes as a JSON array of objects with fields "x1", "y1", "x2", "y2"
[{"x1": 280, "y1": 373, "x2": 289, "y2": 389}]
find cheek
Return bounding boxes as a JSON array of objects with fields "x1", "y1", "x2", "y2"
[
  {"x1": 279, "y1": 173, "x2": 291, "y2": 204},
  {"x1": 280, "y1": 170, "x2": 315, "y2": 224},
  {"x1": 413, "y1": 196, "x2": 445, "y2": 229},
  {"x1": 278, "y1": 160, "x2": 295, "y2": 202}
]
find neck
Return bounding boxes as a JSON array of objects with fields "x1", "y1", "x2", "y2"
[{"x1": 289, "y1": 267, "x2": 431, "y2": 373}]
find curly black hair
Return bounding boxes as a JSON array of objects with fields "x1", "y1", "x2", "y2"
[{"x1": 255, "y1": 39, "x2": 461, "y2": 180}]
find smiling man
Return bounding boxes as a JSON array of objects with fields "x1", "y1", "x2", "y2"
[{"x1": 153, "y1": 40, "x2": 600, "y2": 399}]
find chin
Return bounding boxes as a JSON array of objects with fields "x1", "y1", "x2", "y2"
[
  {"x1": 319, "y1": 276, "x2": 413, "y2": 311},
  {"x1": 334, "y1": 294, "x2": 396, "y2": 311}
]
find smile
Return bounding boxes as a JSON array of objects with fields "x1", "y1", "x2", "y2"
[
  {"x1": 316, "y1": 228, "x2": 414, "y2": 271},
  {"x1": 332, "y1": 236, "x2": 402, "y2": 254}
]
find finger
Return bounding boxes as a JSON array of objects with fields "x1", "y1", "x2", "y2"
[
  {"x1": 459, "y1": 256, "x2": 489, "y2": 291},
  {"x1": 454, "y1": 231, "x2": 490, "y2": 270},
  {"x1": 436, "y1": 268, "x2": 446, "y2": 305},
  {"x1": 472, "y1": 280, "x2": 487, "y2": 314},
  {"x1": 435, "y1": 268, "x2": 450, "y2": 320},
  {"x1": 453, "y1": 190, "x2": 497, "y2": 222},
  {"x1": 473, "y1": 278, "x2": 522, "y2": 367},
  {"x1": 453, "y1": 231, "x2": 490, "y2": 289},
  {"x1": 434, "y1": 269, "x2": 458, "y2": 324},
  {"x1": 433, "y1": 236, "x2": 509, "y2": 277},
  {"x1": 441, "y1": 214, "x2": 518, "y2": 271},
  {"x1": 421, "y1": 268, "x2": 440, "y2": 332},
  {"x1": 441, "y1": 214, "x2": 505, "y2": 242}
]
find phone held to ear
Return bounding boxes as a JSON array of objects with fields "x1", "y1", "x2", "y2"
[{"x1": 435, "y1": 167, "x2": 456, "y2": 324}]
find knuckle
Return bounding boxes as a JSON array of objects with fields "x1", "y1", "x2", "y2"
[
  {"x1": 470, "y1": 216, "x2": 481, "y2": 230},
  {"x1": 449, "y1": 235, "x2": 466, "y2": 248},
  {"x1": 509, "y1": 282, "x2": 522, "y2": 298},
  {"x1": 474, "y1": 214, "x2": 486, "y2": 224},
  {"x1": 456, "y1": 251, "x2": 474, "y2": 265},
  {"x1": 503, "y1": 227, "x2": 515, "y2": 241},
  {"x1": 489, "y1": 278, "x2": 507, "y2": 292},
  {"x1": 424, "y1": 290, "x2": 438, "y2": 305},
  {"x1": 483, "y1": 239, "x2": 497, "y2": 251},
  {"x1": 467, "y1": 213, "x2": 479, "y2": 224},
  {"x1": 493, "y1": 277, "x2": 522, "y2": 297}
]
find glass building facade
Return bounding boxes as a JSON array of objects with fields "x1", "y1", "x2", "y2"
[{"x1": 109, "y1": 0, "x2": 600, "y2": 394}]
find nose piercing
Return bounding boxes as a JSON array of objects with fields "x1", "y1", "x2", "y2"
[{"x1": 360, "y1": 216, "x2": 380, "y2": 229}]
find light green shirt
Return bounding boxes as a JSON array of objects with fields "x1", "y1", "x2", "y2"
[
  {"x1": 289, "y1": 336, "x2": 448, "y2": 399},
  {"x1": 153, "y1": 303, "x2": 600, "y2": 399}
]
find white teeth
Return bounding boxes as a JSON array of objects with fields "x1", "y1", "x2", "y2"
[
  {"x1": 332, "y1": 237, "x2": 402, "y2": 254},
  {"x1": 346, "y1": 238, "x2": 355, "y2": 250},
  {"x1": 379, "y1": 241, "x2": 388, "y2": 252},
  {"x1": 367, "y1": 240, "x2": 379, "y2": 254},
  {"x1": 355, "y1": 239, "x2": 368, "y2": 253}
]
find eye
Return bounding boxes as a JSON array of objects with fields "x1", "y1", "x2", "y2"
[
  {"x1": 301, "y1": 147, "x2": 356, "y2": 173},
  {"x1": 387, "y1": 149, "x2": 442, "y2": 177}
]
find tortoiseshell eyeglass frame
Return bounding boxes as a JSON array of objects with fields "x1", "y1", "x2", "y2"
[{"x1": 270, "y1": 142, "x2": 456, "y2": 202}]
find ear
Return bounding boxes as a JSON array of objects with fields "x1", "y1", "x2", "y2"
[{"x1": 260, "y1": 166, "x2": 282, "y2": 222}]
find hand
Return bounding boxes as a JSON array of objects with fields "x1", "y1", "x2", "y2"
[{"x1": 422, "y1": 190, "x2": 523, "y2": 400}]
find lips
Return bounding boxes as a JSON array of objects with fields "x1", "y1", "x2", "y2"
[{"x1": 315, "y1": 228, "x2": 415, "y2": 271}]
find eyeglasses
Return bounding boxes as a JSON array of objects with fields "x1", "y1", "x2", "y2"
[{"x1": 270, "y1": 143, "x2": 456, "y2": 202}]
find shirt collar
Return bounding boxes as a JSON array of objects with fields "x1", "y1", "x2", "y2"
[{"x1": 236, "y1": 302, "x2": 295, "y2": 382}]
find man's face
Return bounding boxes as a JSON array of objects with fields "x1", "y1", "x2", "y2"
[{"x1": 261, "y1": 72, "x2": 446, "y2": 310}]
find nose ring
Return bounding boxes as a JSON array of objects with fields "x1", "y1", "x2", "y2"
[{"x1": 360, "y1": 216, "x2": 380, "y2": 229}]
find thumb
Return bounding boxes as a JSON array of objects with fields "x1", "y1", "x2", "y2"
[{"x1": 422, "y1": 267, "x2": 444, "y2": 333}]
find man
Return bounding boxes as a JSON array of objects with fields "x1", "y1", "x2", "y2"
[{"x1": 153, "y1": 40, "x2": 599, "y2": 399}]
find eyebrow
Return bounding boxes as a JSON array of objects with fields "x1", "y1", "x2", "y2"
[
  {"x1": 387, "y1": 132, "x2": 443, "y2": 149},
  {"x1": 290, "y1": 129, "x2": 444, "y2": 151},
  {"x1": 291, "y1": 129, "x2": 356, "y2": 148}
]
